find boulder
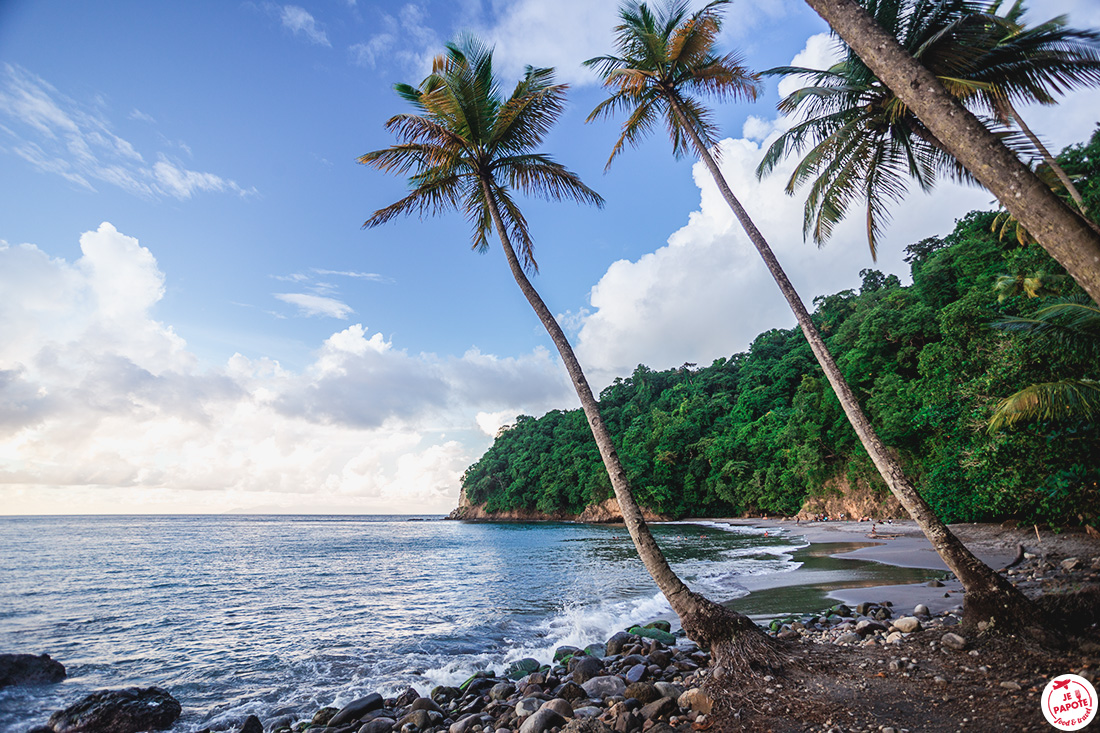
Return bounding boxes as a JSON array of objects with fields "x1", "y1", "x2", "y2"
[
  {"x1": 329, "y1": 693, "x2": 384, "y2": 727},
  {"x1": 627, "y1": 626, "x2": 675, "y2": 646},
  {"x1": 855, "y1": 619, "x2": 887, "y2": 637},
  {"x1": 834, "y1": 632, "x2": 861, "y2": 645},
  {"x1": 643, "y1": 621, "x2": 672, "y2": 633},
  {"x1": 240, "y1": 715, "x2": 263, "y2": 733},
  {"x1": 0, "y1": 654, "x2": 66, "y2": 688},
  {"x1": 570, "y1": 656, "x2": 603, "y2": 685},
  {"x1": 506, "y1": 658, "x2": 542, "y2": 680},
  {"x1": 397, "y1": 709, "x2": 433, "y2": 729},
  {"x1": 516, "y1": 697, "x2": 543, "y2": 718},
  {"x1": 914, "y1": 604, "x2": 931, "y2": 617},
  {"x1": 313, "y1": 707, "x2": 339, "y2": 726},
  {"x1": 653, "y1": 682, "x2": 683, "y2": 700},
  {"x1": 639, "y1": 696, "x2": 678, "y2": 721},
  {"x1": 540, "y1": 698, "x2": 574, "y2": 718},
  {"x1": 555, "y1": 646, "x2": 582, "y2": 663},
  {"x1": 47, "y1": 687, "x2": 181, "y2": 733},
  {"x1": 625, "y1": 663, "x2": 646, "y2": 684},
  {"x1": 581, "y1": 675, "x2": 626, "y2": 699},
  {"x1": 489, "y1": 682, "x2": 516, "y2": 701},
  {"x1": 410, "y1": 697, "x2": 443, "y2": 713},
  {"x1": 584, "y1": 643, "x2": 607, "y2": 659},
  {"x1": 605, "y1": 632, "x2": 635, "y2": 657},
  {"x1": 519, "y1": 708, "x2": 567, "y2": 733},
  {"x1": 555, "y1": 681, "x2": 586, "y2": 700}
]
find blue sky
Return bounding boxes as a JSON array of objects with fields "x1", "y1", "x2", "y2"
[{"x1": 2, "y1": 0, "x2": 1098, "y2": 514}]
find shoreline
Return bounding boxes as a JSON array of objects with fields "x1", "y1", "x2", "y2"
[{"x1": 700, "y1": 517, "x2": 1100, "y2": 620}]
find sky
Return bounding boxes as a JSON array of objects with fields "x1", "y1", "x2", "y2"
[{"x1": 1, "y1": 0, "x2": 1098, "y2": 515}]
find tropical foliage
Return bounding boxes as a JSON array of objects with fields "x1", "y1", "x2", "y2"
[
  {"x1": 462, "y1": 132, "x2": 1100, "y2": 528},
  {"x1": 758, "y1": 0, "x2": 1100, "y2": 257}
]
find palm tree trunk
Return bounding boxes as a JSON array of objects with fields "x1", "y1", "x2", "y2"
[
  {"x1": 804, "y1": 0, "x2": 1100, "y2": 307},
  {"x1": 1000, "y1": 100, "x2": 1088, "y2": 216},
  {"x1": 478, "y1": 177, "x2": 777, "y2": 671},
  {"x1": 667, "y1": 96, "x2": 1041, "y2": 633}
]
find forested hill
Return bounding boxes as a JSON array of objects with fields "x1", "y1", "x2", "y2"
[{"x1": 459, "y1": 131, "x2": 1100, "y2": 527}]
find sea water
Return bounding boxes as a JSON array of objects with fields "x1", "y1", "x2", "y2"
[{"x1": 0, "y1": 515, "x2": 801, "y2": 732}]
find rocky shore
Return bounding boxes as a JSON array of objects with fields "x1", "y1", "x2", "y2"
[{"x1": 12, "y1": 521, "x2": 1100, "y2": 733}]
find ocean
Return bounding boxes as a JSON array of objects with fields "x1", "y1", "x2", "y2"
[{"x1": 0, "y1": 515, "x2": 805, "y2": 732}]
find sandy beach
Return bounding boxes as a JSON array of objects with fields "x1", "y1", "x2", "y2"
[{"x1": 706, "y1": 517, "x2": 1100, "y2": 618}]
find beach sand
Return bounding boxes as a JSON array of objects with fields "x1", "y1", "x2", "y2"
[{"x1": 705, "y1": 517, "x2": 1100, "y2": 618}]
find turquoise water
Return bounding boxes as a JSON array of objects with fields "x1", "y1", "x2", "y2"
[{"x1": 0, "y1": 515, "x2": 802, "y2": 732}]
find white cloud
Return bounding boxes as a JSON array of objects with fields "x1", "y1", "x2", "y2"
[
  {"x1": 0, "y1": 224, "x2": 574, "y2": 514},
  {"x1": 0, "y1": 65, "x2": 254, "y2": 200},
  {"x1": 274, "y1": 292, "x2": 355, "y2": 319},
  {"x1": 280, "y1": 5, "x2": 331, "y2": 46},
  {"x1": 568, "y1": 30, "x2": 1100, "y2": 388},
  {"x1": 351, "y1": 4, "x2": 438, "y2": 74}
]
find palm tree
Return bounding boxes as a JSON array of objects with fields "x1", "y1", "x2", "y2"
[
  {"x1": 359, "y1": 38, "x2": 774, "y2": 669},
  {"x1": 758, "y1": 0, "x2": 1100, "y2": 257},
  {"x1": 989, "y1": 296, "x2": 1100, "y2": 431},
  {"x1": 586, "y1": 0, "x2": 1040, "y2": 631},
  {"x1": 802, "y1": 0, "x2": 1100, "y2": 307}
]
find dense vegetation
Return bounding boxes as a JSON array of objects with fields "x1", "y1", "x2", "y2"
[{"x1": 461, "y1": 131, "x2": 1100, "y2": 527}]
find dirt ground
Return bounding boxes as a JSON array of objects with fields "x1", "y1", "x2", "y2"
[{"x1": 700, "y1": 520, "x2": 1100, "y2": 732}]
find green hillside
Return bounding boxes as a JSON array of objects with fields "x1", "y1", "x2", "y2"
[{"x1": 460, "y1": 131, "x2": 1100, "y2": 527}]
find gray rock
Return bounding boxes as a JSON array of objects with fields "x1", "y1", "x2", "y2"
[
  {"x1": 914, "y1": 604, "x2": 931, "y2": 617},
  {"x1": 927, "y1": 579, "x2": 944, "y2": 587},
  {"x1": 855, "y1": 619, "x2": 887, "y2": 637},
  {"x1": 584, "y1": 643, "x2": 607, "y2": 659},
  {"x1": 556, "y1": 681, "x2": 586, "y2": 700},
  {"x1": 639, "y1": 696, "x2": 677, "y2": 721},
  {"x1": 1061, "y1": 557, "x2": 1080, "y2": 571},
  {"x1": 519, "y1": 708, "x2": 567, "y2": 733},
  {"x1": 581, "y1": 675, "x2": 626, "y2": 699},
  {"x1": 516, "y1": 697, "x2": 543, "y2": 718},
  {"x1": 489, "y1": 682, "x2": 516, "y2": 701},
  {"x1": 358, "y1": 718, "x2": 396, "y2": 733},
  {"x1": 571, "y1": 656, "x2": 603, "y2": 685},
  {"x1": 941, "y1": 632, "x2": 967, "y2": 650},
  {"x1": 893, "y1": 616, "x2": 921, "y2": 633},
  {"x1": 885, "y1": 631, "x2": 904, "y2": 643},
  {"x1": 398, "y1": 709, "x2": 433, "y2": 729},
  {"x1": 1000, "y1": 681, "x2": 1022, "y2": 691},
  {"x1": 835, "y1": 632, "x2": 861, "y2": 644},
  {"x1": 0, "y1": 654, "x2": 66, "y2": 688},
  {"x1": 313, "y1": 707, "x2": 339, "y2": 726},
  {"x1": 449, "y1": 714, "x2": 490, "y2": 733},
  {"x1": 555, "y1": 646, "x2": 583, "y2": 662},
  {"x1": 605, "y1": 632, "x2": 635, "y2": 657},
  {"x1": 652, "y1": 682, "x2": 683, "y2": 700},
  {"x1": 47, "y1": 686, "x2": 181, "y2": 733},
  {"x1": 329, "y1": 694, "x2": 384, "y2": 727},
  {"x1": 625, "y1": 663, "x2": 646, "y2": 684},
  {"x1": 410, "y1": 697, "x2": 443, "y2": 713},
  {"x1": 568, "y1": 709, "x2": 607, "y2": 722}
]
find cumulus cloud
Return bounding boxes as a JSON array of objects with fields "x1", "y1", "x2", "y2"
[
  {"x1": 0, "y1": 224, "x2": 573, "y2": 514},
  {"x1": 280, "y1": 5, "x2": 331, "y2": 46},
  {"x1": 350, "y1": 4, "x2": 439, "y2": 74},
  {"x1": 0, "y1": 65, "x2": 255, "y2": 200},
  {"x1": 567, "y1": 29, "x2": 1100, "y2": 388}
]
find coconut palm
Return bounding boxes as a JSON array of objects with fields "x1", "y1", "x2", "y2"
[
  {"x1": 989, "y1": 296, "x2": 1100, "y2": 431},
  {"x1": 802, "y1": 0, "x2": 1100, "y2": 307},
  {"x1": 758, "y1": 0, "x2": 1100, "y2": 257},
  {"x1": 586, "y1": 0, "x2": 1040, "y2": 631},
  {"x1": 359, "y1": 38, "x2": 773, "y2": 669}
]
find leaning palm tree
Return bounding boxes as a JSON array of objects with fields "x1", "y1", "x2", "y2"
[
  {"x1": 359, "y1": 38, "x2": 775, "y2": 670},
  {"x1": 759, "y1": 0, "x2": 1100, "y2": 257},
  {"x1": 802, "y1": 0, "x2": 1100, "y2": 307},
  {"x1": 586, "y1": 0, "x2": 1041, "y2": 631}
]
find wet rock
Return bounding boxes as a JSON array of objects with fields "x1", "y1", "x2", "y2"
[
  {"x1": 584, "y1": 643, "x2": 607, "y2": 659},
  {"x1": 47, "y1": 686, "x2": 181, "y2": 733},
  {"x1": 927, "y1": 579, "x2": 944, "y2": 587},
  {"x1": 605, "y1": 632, "x2": 636, "y2": 657},
  {"x1": 855, "y1": 619, "x2": 887, "y2": 637},
  {"x1": 653, "y1": 682, "x2": 682, "y2": 700},
  {"x1": 0, "y1": 654, "x2": 66, "y2": 688},
  {"x1": 313, "y1": 707, "x2": 339, "y2": 726},
  {"x1": 329, "y1": 694, "x2": 384, "y2": 727},
  {"x1": 516, "y1": 697, "x2": 543, "y2": 718},
  {"x1": 449, "y1": 713, "x2": 489, "y2": 733},
  {"x1": 431, "y1": 686, "x2": 461, "y2": 703},
  {"x1": 541, "y1": 698, "x2": 573, "y2": 718},
  {"x1": 571, "y1": 656, "x2": 603, "y2": 685},
  {"x1": 573, "y1": 706, "x2": 603, "y2": 718},
  {"x1": 410, "y1": 697, "x2": 443, "y2": 713},
  {"x1": 397, "y1": 709, "x2": 433, "y2": 729},
  {"x1": 555, "y1": 646, "x2": 583, "y2": 663},
  {"x1": 561, "y1": 718, "x2": 615, "y2": 733},
  {"x1": 506, "y1": 658, "x2": 541, "y2": 680},
  {"x1": 628, "y1": 626, "x2": 676, "y2": 645},
  {"x1": 489, "y1": 682, "x2": 515, "y2": 701},
  {"x1": 624, "y1": 663, "x2": 646, "y2": 684},
  {"x1": 239, "y1": 715, "x2": 263, "y2": 733},
  {"x1": 556, "y1": 681, "x2": 586, "y2": 700}
]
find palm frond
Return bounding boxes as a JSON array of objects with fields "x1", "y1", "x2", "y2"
[{"x1": 988, "y1": 379, "x2": 1100, "y2": 431}]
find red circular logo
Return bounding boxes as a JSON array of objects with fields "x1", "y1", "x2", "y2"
[{"x1": 1042, "y1": 674, "x2": 1097, "y2": 731}]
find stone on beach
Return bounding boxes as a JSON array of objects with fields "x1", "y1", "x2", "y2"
[
  {"x1": 893, "y1": 616, "x2": 922, "y2": 633},
  {"x1": 0, "y1": 653, "x2": 66, "y2": 688},
  {"x1": 518, "y1": 707, "x2": 567, "y2": 733},
  {"x1": 581, "y1": 674, "x2": 626, "y2": 699},
  {"x1": 328, "y1": 693, "x2": 384, "y2": 727},
  {"x1": 46, "y1": 686, "x2": 181, "y2": 733}
]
